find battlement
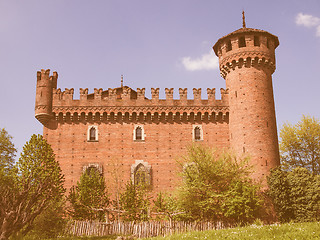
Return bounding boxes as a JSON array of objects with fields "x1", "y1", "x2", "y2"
[
  {"x1": 52, "y1": 86, "x2": 229, "y2": 106},
  {"x1": 35, "y1": 70, "x2": 230, "y2": 125}
]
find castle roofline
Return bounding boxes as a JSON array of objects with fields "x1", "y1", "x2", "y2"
[{"x1": 213, "y1": 27, "x2": 279, "y2": 55}]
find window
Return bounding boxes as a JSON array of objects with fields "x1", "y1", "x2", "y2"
[
  {"x1": 87, "y1": 125, "x2": 98, "y2": 141},
  {"x1": 133, "y1": 125, "x2": 145, "y2": 141},
  {"x1": 136, "y1": 127, "x2": 142, "y2": 140},
  {"x1": 82, "y1": 163, "x2": 102, "y2": 174},
  {"x1": 193, "y1": 125, "x2": 203, "y2": 141},
  {"x1": 131, "y1": 160, "x2": 151, "y2": 186},
  {"x1": 238, "y1": 37, "x2": 246, "y2": 48},
  {"x1": 226, "y1": 40, "x2": 232, "y2": 52},
  {"x1": 254, "y1": 36, "x2": 260, "y2": 46},
  {"x1": 266, "y1": 38, "x2": 270, "y2": 49}
]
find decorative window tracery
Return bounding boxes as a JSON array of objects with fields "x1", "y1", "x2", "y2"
[{"x1": 131, "y1": 160, "x2": 151, "y2": 186}]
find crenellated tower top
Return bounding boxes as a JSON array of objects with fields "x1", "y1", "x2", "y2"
[{"x1": 213, "y1": 20, "x2": 279, "y2": 79}]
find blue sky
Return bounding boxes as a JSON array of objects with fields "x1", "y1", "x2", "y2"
[{"x1": 1, "y1": 0, "x2": 320, "y2": 157}]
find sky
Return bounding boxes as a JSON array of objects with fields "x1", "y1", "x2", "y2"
[{"x1": 0, "y1": 0, "x2": 320, "y2": 158}]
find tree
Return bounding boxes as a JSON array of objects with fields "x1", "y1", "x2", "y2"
[
  {"x1": 0, "y1": 134, "x2": 65, "y2": 240},
  {"x1": 119, "y1": 181, "x2": 150, "y2": 222},
  {"x1": 177, "y1": 144, "x2": 262, "y2": 224},
  {"x1": 0, "y1": 128, "x2": 16, "y2": 170},
  {"x1": 280, "y1": 115, "x2": 320, "y2": 174},
  {"x1": 268, "y1": 167, "x2": 320, "y2": 222},
  {"x1": 68, "y1": 167, "x2": 110, "y2": 221}
]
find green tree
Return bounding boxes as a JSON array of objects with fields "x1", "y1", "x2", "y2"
[
  {"x1": 0, "y1": 134, "x2": 65, "y2": 240},
  {"x1": 177, "y1": 144, "x2": 262, "y2": 224},
  {"x1": 280, "y1": 115, "x2": 320, "y2": 174},
  {"x1": 268, "y1": 167, "x2": 320, "y2": 223},
  {"x1": 153, "y1": 192, "x2": 183, "y2": 221},
  {"x1": 119, "y1": 181, "x2": 150, "y2": 222},
  {"x1": 0, "y1": 128, "x2": 16, "y2": 170},
  {"x1": 68, "y1": 167, "x2": 110, "y2": 221}
]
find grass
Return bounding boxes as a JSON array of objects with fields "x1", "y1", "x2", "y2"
[
  {"x1": 18, "y1": 222, "x2": 320, "y2": 239},
  {"x1": 142, "y1": 221, "x2": 320, "y2": 240}
]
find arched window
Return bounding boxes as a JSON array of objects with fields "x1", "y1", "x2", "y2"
[
  {"x1": 136, "y1": 127, "x2": 142, "y2": 140},
  {"x1": 134, "y1": 164, "x2": 147, "y2": 186},
  {"x1": 193, "y1": 125, "x2": 203, "y2": 141},
  {"x1": 133, "y1": 125, "x2": 145, "y2": 141},
  {"x1": 90, "y1": 127, "x2": 96, "y2": 141},
  {"x1": 194, "y1": 127, "x2": 201, "y2": 140},
  {"x1": 87, "y1": 125, "x2": 98, "y2": 141},
  {"x1": 131, "y1": 160, "x2": 151, "y2": 187}
]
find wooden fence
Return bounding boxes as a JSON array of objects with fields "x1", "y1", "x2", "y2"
[{"x1": 67, "y1": 220, "x2": 232, "y2": 238}]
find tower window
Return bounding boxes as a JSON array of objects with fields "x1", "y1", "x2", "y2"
[
  {"x1": 87, "y1": 125, "x2": 98, "y2": 142},
  {"x1": 193, "y1": 125, "x2": 203, "y2": 141},
  {"x1": 254, "y1": 36, "x2": 260, "y2": 46},
  {"x1": 267, "y1": 38, "x2": 270, "y2": 49},
  {"x1": 133, "y1": 125, "x2": 145, "y2": 141},
  {"x1": 239, "y1": 37, "x2": 246, "y2": 48},
  {"x1": 226, "y1": 40, "x2": 232, "y2": 52}
]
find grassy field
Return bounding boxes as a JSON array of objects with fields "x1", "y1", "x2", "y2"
[
  {"x1": 142, "y1": 221, "x2": 320, "y2": 240},
  {"x1": 19, "y1": 222, "x2": 320, "y2": 239}
]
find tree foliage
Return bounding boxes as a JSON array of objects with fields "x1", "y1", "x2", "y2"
[
  {"x1": 119, "y1": 181, "x2": 150, "y2": 222},
  {"x1": 152, "y1": 192, "x2": 182, "y2": 221},
  {"x1": 0, "y1": 128, "x2": 16, "y2": 170},
  {"x1": 280, "y1": 115, "x2": 320, "y2": 174},
  {"x1": 177, "y1": 144, "x2": 262, "y2": 224},
  {"x1": 68, "y1": 167, "x2": 110, "y2": 221},
  {"x1": 267, "y1": 167, "x2": 320, "y2": 223},
  {"x1": 0, "y1": 134, "x2": 65, "y2": 240}
]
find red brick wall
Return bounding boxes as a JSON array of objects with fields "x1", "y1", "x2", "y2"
[{"x1": 43, "y1": 119, "x2": 230, "y2": 196}]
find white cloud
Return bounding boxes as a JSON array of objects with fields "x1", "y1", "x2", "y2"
[
  {"x1": 296, "y1": 13, "x2": 320, "y2": 27},
  {"x1": 296, "y1": 13, "x2": 320, "y2": 37},
  {"x1": 182, "y1": 51, "x2": 219, "y2": 71},
  {"x1": 317, "y1": 25, "x2": 320, "y2": 37}
]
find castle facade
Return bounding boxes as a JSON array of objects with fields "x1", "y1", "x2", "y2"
[{"x1": 35, "y1": 23, "x2": 280, "y2": 193}]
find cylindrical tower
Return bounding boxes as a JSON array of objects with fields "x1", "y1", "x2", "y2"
[
  {"x1": 213, "y1": 22, "x2": 280, "y2": 183},
  {"x1": 35, "y1": 69, "x2": 57, "y2": 125}
]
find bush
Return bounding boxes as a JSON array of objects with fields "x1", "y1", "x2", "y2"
[{"x1": 268, "y1": 167, "x2": 320, "y2": 222}]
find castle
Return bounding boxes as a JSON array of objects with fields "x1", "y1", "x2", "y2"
[{"x1": 35, "y1": 19, "x2": 280, "y2": 194}]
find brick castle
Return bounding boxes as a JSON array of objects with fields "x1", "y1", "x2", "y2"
[{"x1": 35, "y1": 19, "x2": 280, "y2": 193}]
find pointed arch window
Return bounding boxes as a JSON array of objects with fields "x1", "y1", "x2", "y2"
[
  {"x1": 133, "y1": 125, "x2": 145, "y2": 141},
  {"x1": 87, "y1": 125, "x2": 98, "y2": 142},
  {"x1": 193, "y1": 125, "x2": 203, "y2": 141},
  {"x1": 131, "y1": 160, "x2": 151, "y2": 187}
]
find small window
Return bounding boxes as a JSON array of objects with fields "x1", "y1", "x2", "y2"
[
  {"x1": 136, "y1": 127, "x2": 142, "y2": 140},
  {"x1": 238, "y1": 37, "x2": 246, "y2": 48},
  {"x1": 226, "y1": 40, "x2": 232, "y2": 52},
  {"x1": 87, "y1": 125, "x2": 98, "y2": 142},
  {"x1": 266, "y1": 38, "x2": 270, "y2": 49},
  {"x1": 90, "y1": 127, "x2": 96, "y2": 141},
  {"x1": 254, "y1": 36, "x2": 260, "y2": 46},
  {"x1": 193, "y1": 125, "x2": 203, "y2": 141},
  {"x1": 133, "y1": 125, "x2": 145, "y2": 141}
]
